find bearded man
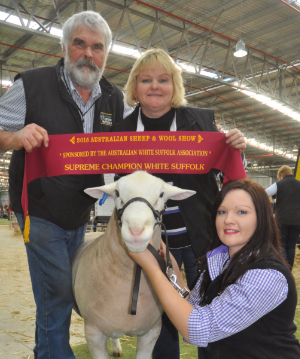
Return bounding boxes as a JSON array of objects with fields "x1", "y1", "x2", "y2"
[{"x1": 0, "y1": 11, "x2": 132, "y2": 359}]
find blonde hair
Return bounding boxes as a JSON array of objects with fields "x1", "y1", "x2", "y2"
[
  {"x1": 277, "y1": 165, "x2": 292, "y2": 179},
  {"x1": 124, "y1": 49, "x2": 187, "y2": 108}
]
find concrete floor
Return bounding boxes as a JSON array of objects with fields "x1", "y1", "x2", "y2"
[{"x1": 0, "y1": 224, "x2": 99, "y2": 359}]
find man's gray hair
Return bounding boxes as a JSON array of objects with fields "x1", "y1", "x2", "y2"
[{"x1": 62, "y1": 11, "x2": 112, "y2": 56}]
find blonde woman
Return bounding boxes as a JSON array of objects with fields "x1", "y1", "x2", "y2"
[{"x1": 113, "y1": 49, "x2": 246, "y2": 359}]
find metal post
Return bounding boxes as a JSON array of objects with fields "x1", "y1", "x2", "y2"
[
  {"x1": 0, "y1": 61, "x2": 2, "y2": 98},
  {"x1": 279, "y1": 68, "x2": 283, "y2": 100},
  {"x1": 84, "y1": 0, "x2": 87, "y2": 10}
]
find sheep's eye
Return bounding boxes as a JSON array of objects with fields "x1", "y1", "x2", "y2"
[
  {"x1": 115, "y1": 190, "x2": 120, "y2": 197},
  {"x1": 159, "y1": 192, "x2": 164, "y2": 198}
]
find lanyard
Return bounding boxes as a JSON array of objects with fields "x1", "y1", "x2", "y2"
[{"x1": 62, "y1": 70, "x2": 98, "y2": 123}]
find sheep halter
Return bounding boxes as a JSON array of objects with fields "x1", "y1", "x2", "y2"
[{"x1": 116, "y1": 197, "x2": 164, "y2": 228}]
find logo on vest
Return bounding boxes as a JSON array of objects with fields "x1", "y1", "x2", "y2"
[{"x1": 100, "y1": 112, "x2": 113, "y2": 126}]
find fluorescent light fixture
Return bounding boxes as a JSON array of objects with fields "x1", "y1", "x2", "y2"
[
  {"x1": 1, "y1": 80, "x2": 12, "y2": 87},
  {"x1": 222, "y1": 131, "x2": 296, "y2": 160},
  {"x1": 233, "y1": 84, "x2": 300, "y2": 123},
  {"x1": 200, "y1": 69, "x2": 218, "y2": 78},
  {"x1": 173, "y1": 61, "x2": 219, "y2": 78},
  {"x1": 183, "y1": 64, "x2": 196, "y2": 73},
  {"x1": 112, "y1": 44, "x2": 141, "y2": 58},
  {"x1": 0, "y1": 11, "x2": 62, "y2": 37},
  {"x1": 49, "y1": 27, "x2": 62, "y2": 37},
  {"x1": 245, "y1": 136, "x2": 297, "y2": 160}
]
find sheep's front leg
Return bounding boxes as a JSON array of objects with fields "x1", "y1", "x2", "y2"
[
  {"x1": 136, "y1": 319, "x2": 161, "y2": 359},
  {"x1": 84, "y1": 322, "x2": 110, "y2": 359},
  {"x1": 110, "y1": 338, "x2": 122, "y2": 357}
]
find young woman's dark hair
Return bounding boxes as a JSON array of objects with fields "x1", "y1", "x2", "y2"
[{"x1": 199, "y1": 178, "x2": 287, "y2": 303}]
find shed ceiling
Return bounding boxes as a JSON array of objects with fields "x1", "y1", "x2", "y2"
[{"x1": 0, "y1": 0, "x2": 300, "y2": 190}]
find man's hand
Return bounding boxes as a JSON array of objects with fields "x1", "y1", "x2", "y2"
[
  {"x1": 12, "y1": 124, "x2": 49, "y2": 152},
  {"x1": 225, "y1": 128, "x2": 246, "y2": 153}
]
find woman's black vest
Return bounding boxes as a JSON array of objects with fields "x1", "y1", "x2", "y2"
[
  {"x1": 204, "y1": 256, "x2": 300, "y2": 359},
  {"x1": 113, "y1": 106, "x2": 220, "y2": 257},
  {"x1": 9, "y1": 59, "x2": 124, "y2": 230},
  {"x1": 276, "y1": 175, "x2": 300, "y2": 225}
]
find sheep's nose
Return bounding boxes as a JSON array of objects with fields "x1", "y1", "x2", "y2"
[{"x1": 130, "y1": 227, "x2": 144, "y2": 237}]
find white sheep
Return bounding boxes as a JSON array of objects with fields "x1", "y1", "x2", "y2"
[{"x1": 72, "y1": 171, "x2": 195, "y2": 359}]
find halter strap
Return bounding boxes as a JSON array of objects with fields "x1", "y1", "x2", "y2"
[{"x1": 116, "y1": 197, "x2": 164, "y2": 227}]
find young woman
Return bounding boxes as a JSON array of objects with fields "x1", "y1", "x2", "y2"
[{"x1": 129, "y1": 179, "x2": 300, "y2": 358}]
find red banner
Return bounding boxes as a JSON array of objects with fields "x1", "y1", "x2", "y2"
[{"x1": 21, "y1": 131, "x2": 247, "y2": 241}]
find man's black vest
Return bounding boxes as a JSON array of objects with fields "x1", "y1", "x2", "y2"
[
  {"x1": 9, "y1": 59, "x2": 124, "y2": 230},
  {"x1": 206, "y1": 256, "x2": 300, "y2": 359},
  {"x1": 276, "y1": 175, "x2": 300, "y2": 225}
]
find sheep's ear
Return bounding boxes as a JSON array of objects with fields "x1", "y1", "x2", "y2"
[
  {"x1": 84, "y1": 182, "x2": 117, "y2": 199},
  {"x1": 164, "y1": 183, "x2": 196, "y2": 201}
]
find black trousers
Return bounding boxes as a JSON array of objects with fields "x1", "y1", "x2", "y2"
[
  {"x1": 279, "y1": 224, "x2": 300, "y2": 268},
  {"x1": 152, "y1": 312, "x2": 212, "y2": 359}
]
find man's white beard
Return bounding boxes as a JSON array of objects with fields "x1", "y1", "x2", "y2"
[{"x1": 64, "y1": 53, "x2": 104, "y2": 90}]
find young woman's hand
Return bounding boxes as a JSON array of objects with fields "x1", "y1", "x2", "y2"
[
  {"x1": 128, "y1": 238, "x2": 193, "y2": 342},
  {"x1": 127, "y1": 239, "x2": 161, "y2": 273},
  {"x1": 158, "y1": 240, "x2": 167, "y2": 264}
]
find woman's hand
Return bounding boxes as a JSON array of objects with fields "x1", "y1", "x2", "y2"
[
  {"x1": 158, "y1": 240, "x2": 167, "y2": 264},
  {"x1": 128, "y1": 238, "x2": 193, "y2": 341},
  {"x1": 128, "y1": 240, "x2": 161, "y2": 273},
  {"x1": 215, "y1": 121, "x2": 223, "y2": 132},
  {"x1": 158, "y1": 240, "x2": 188, "y2": 291},
  {"x1": 225, "y1": 128, "x2": 246, "y2": 153},
  {"x1": 129, "y1": 238, "x2": 193, "y2": 342}
]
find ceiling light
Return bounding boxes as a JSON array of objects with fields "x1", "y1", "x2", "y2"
[
  {"x1": 234, "y1": 39, "x2": 247, "y2": 57},
  {"x1": 234, "y1": 1, "x2": 247, "y2": 58},
  {"x1": 292, "y1": 145, "x2": 298, "y2": 153}
]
